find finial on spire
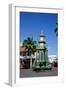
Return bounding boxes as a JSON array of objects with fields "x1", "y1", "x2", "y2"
[
  {"x1": 41, "y1": 30, "x2": 44, "y2": 35},
  {"x1": 40, "y1": 30, "x2": 45, "y2": 37}
]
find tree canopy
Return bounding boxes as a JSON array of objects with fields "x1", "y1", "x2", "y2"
[{"x1": 22, "y1": 37, "x2": 36, "y2": 55}]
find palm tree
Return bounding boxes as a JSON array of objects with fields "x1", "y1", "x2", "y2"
[
  {"x1": 54, "y1": 23, "x2": 58, "y2": 36},
  {"x1": 22, "y1": 37, "x2": 36, "y2": 68},
  {"x1": 22, "y1": 37, "x2": 36, "y2": 55}
]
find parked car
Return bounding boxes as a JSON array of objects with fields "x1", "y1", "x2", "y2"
[{"x1": 53, "y1": 61, "x2": 58, "y2": 67}]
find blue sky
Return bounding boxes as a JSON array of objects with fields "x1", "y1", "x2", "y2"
[{"x1": 20, "y1": 12, "x2": 58, "y2": 55}]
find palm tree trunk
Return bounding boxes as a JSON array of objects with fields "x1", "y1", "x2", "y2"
[{"x1": 30, "y1": 55, "x2": 32, "y2": 69}]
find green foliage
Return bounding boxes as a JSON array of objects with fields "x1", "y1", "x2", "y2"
[
  {"x1": 54, "y1": 23, "x2": 58, "y2": 36},
  {"x1": 22, "y1": 37, "x2": 36, "y2": 55}
]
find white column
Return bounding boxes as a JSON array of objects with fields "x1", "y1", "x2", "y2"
[
  {"x1": 30, "y1": 55, "x2": 32, "y2": 69},
  {"x1": 40, "y1": 51, "x2": 41, "y2": 62}
]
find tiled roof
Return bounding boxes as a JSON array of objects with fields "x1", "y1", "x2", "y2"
[{"x1": 20, "y1": 47, "x2": 28, "y2": 52}]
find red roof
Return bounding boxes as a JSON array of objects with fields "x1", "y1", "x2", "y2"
[{"x1": 20, "y1": 47, "x2": 28, "y2": 52}]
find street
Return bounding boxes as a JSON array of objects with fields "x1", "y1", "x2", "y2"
[{"x1": 20, "y1": 67, "x2": 58, "y2": 78}]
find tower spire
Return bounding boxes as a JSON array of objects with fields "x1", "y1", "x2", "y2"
[
  {"x1": 41, "y1": 30, "x2": 44, "y2": 35},
  {"x1": 39, "y1": 30, "x2": 46, "y2": 46}
]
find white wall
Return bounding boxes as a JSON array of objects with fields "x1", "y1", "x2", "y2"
[{"x1": 0, "y1": 0, "x2": 66, "y2": 89}]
